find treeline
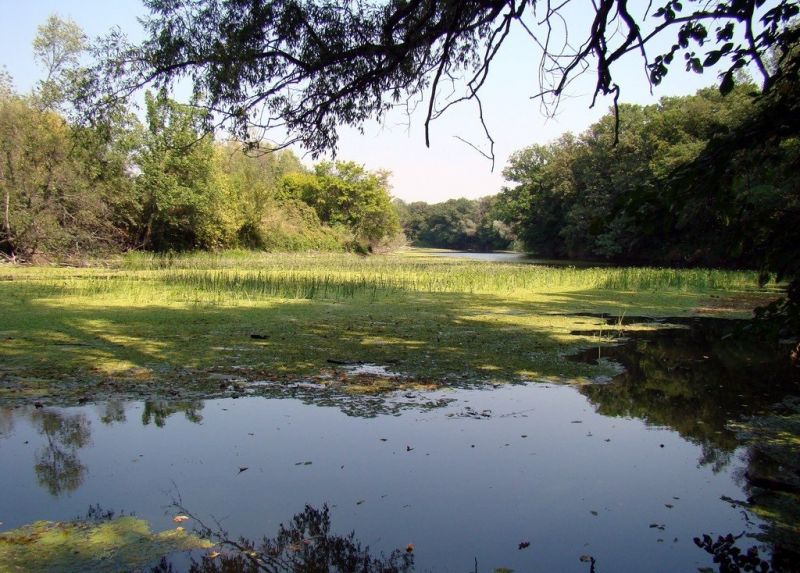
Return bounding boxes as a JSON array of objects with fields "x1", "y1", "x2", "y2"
[
  {"x1": 495, "y1": 81, "x2": 798, "y2": 274},
  {"x1": 0, "y1": 17, "x2": 401, "y2": 262},
  {"x1": 394, "y1": 196, "x2": 512, "y2": 251}
]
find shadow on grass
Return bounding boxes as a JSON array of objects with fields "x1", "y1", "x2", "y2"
[{"x1": 0, "y1": 281, "x2": 660, "y2": 401}]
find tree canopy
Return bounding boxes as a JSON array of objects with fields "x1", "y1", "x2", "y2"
[
  {"x1": 0, "y1": 16, "x2": 403, "y2": 262},
  {"x1": 89, "y1": 0, "x2": 799, "y2": 158}
]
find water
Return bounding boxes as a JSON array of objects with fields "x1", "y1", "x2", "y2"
[
  {"x1": 1, "y1": 319, "x2": 797, "y2": 572},
  {"x1": 0, "y1": 389, "x2": 774, "y2": 571}
]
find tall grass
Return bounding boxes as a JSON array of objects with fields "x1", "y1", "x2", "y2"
[{"x1": 2, "y1": 250, "x2": 774, "y2": 304}]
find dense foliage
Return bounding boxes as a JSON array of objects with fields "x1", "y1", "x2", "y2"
[
  {"x1": 0, "y1": 18, "x2": 402, "y2": 262},
  {"x1": 394, "y1": 196, "x2": 512, "y2": 251},
  {"x1": 496, "y1": 79, "x2": 799, "y2": 280}
]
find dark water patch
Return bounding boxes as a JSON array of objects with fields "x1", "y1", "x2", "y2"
[
  {"x1": 568, "y1": 316, "x2": 800, "y2": 568},
  {"x1": 570, "y1": 317, "x2": 798, "y2": 454}
]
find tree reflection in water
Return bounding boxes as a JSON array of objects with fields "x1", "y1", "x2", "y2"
[
  {"x1": 150, "y1": 504, "x2": 414, "y2": 573},
  {"x1": 99, "y1": 399, "x2": 127, "y2": 425},
  {"x1": 576, "y1": 317, "x2": 797, "y2": 472},
  {"x1": 573, "y1": 316, "x2": 800, "y2": 570},
  {"x1": 142, "y1": 400, "x2": 205, "y2": 427},
  {"x1": 30, "y1": 408, "x2": 91, "y2": 496}
]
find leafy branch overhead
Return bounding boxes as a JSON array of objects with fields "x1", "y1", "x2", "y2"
[{"x1": 87, "y1": 0, "x2": 799, "y2": 157}]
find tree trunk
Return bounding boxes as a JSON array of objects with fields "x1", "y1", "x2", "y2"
[{"x1": 0, "y1": 157, "x2": 16, "y2": 262}]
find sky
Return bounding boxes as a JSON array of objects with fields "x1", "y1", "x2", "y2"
[{"x1": 0, "y1": 0, "x2": 732, "y2": 203}]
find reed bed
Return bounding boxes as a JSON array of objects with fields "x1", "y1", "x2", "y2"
[{"x1": 2, "y1": 250, "x2": 773, "y2": 304}]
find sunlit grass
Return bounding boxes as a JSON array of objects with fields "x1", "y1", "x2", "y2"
[
  {"x1": 2, "y1": 248, "x2": 773, "y2": 305},
  {"x1": 0, "y1": 248, "x2": 781, "y2": 401}
]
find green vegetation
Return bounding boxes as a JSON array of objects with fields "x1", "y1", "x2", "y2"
[
  {"x1": 0, "y1": 16, "x2": 401, "y2": 263},
  {"x1": 0, "y1": 250, "x2": 777, "y2": 403},
  {"x1": 394, "y1": 196, "x2": 512, "y2": 251},
  {"x1": 496, "y1": 82, "x2": 798, "y2": 272},
  {"x1": 0, "y1": 516, "x2": 211, "y2": 573}
]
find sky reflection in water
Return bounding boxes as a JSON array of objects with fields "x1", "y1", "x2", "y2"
[{"x1": 0, "y1": 381, "x2": 761, "y2": 573}]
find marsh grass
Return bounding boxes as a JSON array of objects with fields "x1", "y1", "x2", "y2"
[
  {"x1": 4, "y1": 249, "x2": 773, "y2": 304},
  {"x1": 0, "y1": 249, "x2": 781, "y2": 401}
]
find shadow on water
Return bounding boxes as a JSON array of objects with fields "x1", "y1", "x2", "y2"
[{"x1": 570, "y1": 316, "x2": 800, "y2": 570}]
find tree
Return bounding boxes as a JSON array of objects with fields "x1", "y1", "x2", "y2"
[
  {"x1": 280, "y1": 161, "x2": 402, "y2": 251},
  {"x1": 0, "y1": 91, "x2": 126, "y2": 261},
  {"x1": 135, "y1": 91, "x2": 217, "y2": 250},
  {"x1": 90, "y1": 0, "x2": 798, "y2": 158},
  {"x1": 495, "y1": 81, "x2": 792, "y2": 267},
  {"x1": 33, "y1": 15, "x2": 87, "y2": 111}
]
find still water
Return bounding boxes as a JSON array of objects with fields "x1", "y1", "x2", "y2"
[{"x1": 0, "y1": 383, "x2": 774, "y2": 572}]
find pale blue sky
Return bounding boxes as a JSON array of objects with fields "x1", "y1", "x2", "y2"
[{"x1": 0, "y1": 1, "x2": 731, "y2": 203}]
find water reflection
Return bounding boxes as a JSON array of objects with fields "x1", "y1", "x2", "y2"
[
  {"x1": 575, "y1": 317, "x2": 798, "y2": 472},
  {"x1": 99, "y1": 399, "x2": 127, "y2": 425},
  {"x1": 30, "y1": 408, "x2": 91, "y2": 496},
  {"x1": 151, "y1": 504, "x2": 414, "y2": 573},
  {"x1": 142, "y1": 400, "x2": 205, "y2": 427},
  {"x1": 1, "y1": 317, "x2": 798, "y2": 571},
  {"x1": 572, "y1": 317, "x2": 800, "y2": 568}
]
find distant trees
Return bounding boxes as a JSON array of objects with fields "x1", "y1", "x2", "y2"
[
  {"x1": 0, "y1": 92, "x2": 128, "y2": 261},
  {"x1": 395, "y1": 196, "x2": 512, "y2": 251},
  {"x1": 135, "y1": 91, "x2": 217, "y2": 251}
]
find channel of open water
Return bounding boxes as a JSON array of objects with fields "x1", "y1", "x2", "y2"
[{"x1": 1, "y1": 318, "x2": 798, "y2": 572}]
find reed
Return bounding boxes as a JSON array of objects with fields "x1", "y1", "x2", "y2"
[{"x1": 4, "y1": 250, "x2": 771, "y2": 304}]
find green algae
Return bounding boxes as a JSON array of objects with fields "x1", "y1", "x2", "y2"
[{"x1": 0, "y1": 516, "x2": 212, "y2": 573}]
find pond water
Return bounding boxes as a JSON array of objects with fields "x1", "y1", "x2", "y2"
[{"x1": 1, "y1": 319, "x2": 797, "y2": 572}]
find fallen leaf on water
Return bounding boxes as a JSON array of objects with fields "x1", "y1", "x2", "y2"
[
  {"x1": 172, "y1": 515, "x2": 189, "y2": 523},
  {"x1": 406, "y1": 544, "x2": 414, "y2": 553}
]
